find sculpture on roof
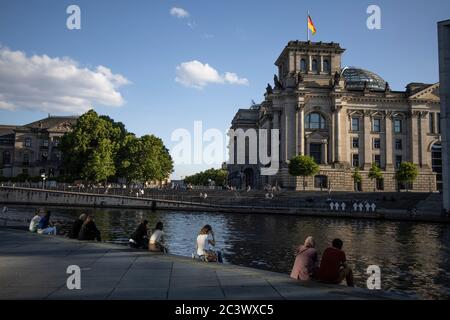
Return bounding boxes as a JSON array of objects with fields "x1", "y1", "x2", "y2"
[
  {"x1": 266, "y1": 83, "x2": 273, "y2": 95},
  {"x1": 274, "y1": 75, "x2": 283, "y2": 90},
  {"x1": 333, "y1": 71, "x2": 341, "y2": 87}
]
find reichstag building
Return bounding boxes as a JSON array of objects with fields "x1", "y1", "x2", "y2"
[{"x1": 228, "y1": 41, "x2": 441, "y2": 192}]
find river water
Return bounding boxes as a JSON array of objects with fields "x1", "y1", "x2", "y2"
[{"x1": 4, "y1": 205, "x2": 450, "y2": 299}]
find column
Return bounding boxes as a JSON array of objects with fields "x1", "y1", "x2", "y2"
[
  {"x1": 385, "y1": 114, "x2": 393, "y2": 170},
  {"x1": 410, "y1": 113, "x2": 420, "y2": 164},
  {"x1": 323, "y1": 142, "x2": 328, "y2": 164},
  {"x1": 273, "y1": 111, "x2": 280, "y2": 164},
  {"x1": 320, "y1": 55, "x2": 324, "y2": 73},
  {"x1": 298, "y1": 106, "x2": 305, "y2": 155},
  {"x1": 334, "y1": 107, "x2": 342, "y2": 163},
  {"x1": 363, "y1": 111, "x2": 372, "y2": 170},
  {"x1": 420, "y1": 112, "x2": 430, "y2": 169},
  {"x1": 330, "y1": 112, "x2": 335, "y2": 163}
]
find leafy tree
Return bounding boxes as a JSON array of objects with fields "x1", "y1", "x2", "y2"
[
  {"x1": 184, "y1": 168, "x2": 228, "y2": 187},
  {"x1": 82, "y1": 139, "x2": 116, "y2": 182},
  {"x1": 352, "y1": 168, "x2": 362, "y2": 191},
  {"x1": 368, "y1": 163, "x2": 383, "y2": 191},
  {"x1": 288, "y1": 155, "x2": 320, "y2": 191},
  {"x1": 395, "y1": 162, "x2": 418, "y2": 192}
]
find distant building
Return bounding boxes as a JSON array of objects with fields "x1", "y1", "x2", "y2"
[
  {"x1": 438, "y1": 20, "x2": 450, "y2": 210},
  {"x1": 0, "y1": 116, "x2": 78, "y2": 178},
  {"x1": 228, "y1": 41, "x2": 441, "y2": 192}
]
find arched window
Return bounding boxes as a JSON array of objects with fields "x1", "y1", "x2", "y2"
[
  {"x1": 2, "y1": 151, "x2": 11, "y2": 164},
  {"x1": 323, "y1": 60, "x2": 330, "y2": 73},
  {"x1": 305, "y1": 112, "x2": 326, "y2": 129},
  {"x1": 312, "y1": 59, "x2": 318, "y2": 72},
  {"x1": 300, "y1": 59, "x2": 306, "y2": 73}
]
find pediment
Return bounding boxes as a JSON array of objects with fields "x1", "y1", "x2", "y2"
[
  {"x1": 409, "y1": 83, "x2": 440, "y2": 102},
  {"x1": 48, "y1": 121, "x2": 74, "y2": 132}
]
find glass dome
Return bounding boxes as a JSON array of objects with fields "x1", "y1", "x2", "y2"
[{"x1": 341, "y1": 67, "x2": 386, "y2": 91}]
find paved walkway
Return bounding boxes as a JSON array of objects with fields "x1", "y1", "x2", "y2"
[{"x1": 0, "y1": 228, "x2": 399, "y2": 300}]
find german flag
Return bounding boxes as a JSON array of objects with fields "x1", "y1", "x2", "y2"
[{"x1": 308, "y1": 15, "x2": 316, "y2": 35}]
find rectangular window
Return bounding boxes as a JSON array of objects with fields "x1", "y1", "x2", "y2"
[
  {"x1": 374, "y1": 154, "x2": 381, "y2": 167},
  {"x1": 41, "y1": 152, "x2": 48, "y2": 162},
  {"x1": 351, "y1": 117, "x2": 360, "y2": 131},
  {"x1": 376, "y1": 178, "x2": 384, "y2": 191},
  {"x1": 395, "y1": 139, "x2": 402, "y2": 150},
  {"x1": 352, "y1": 154, "x2": 359, "y2": 167},
  {"x1": 373, "y1": 138, "x2": 381, "y2": 149},
  {"x1": 352, "y1": 137, "x2": 359, "y2": 148},
  {"x1": 394, "y1": 119, "x2": 402, "y2": 133},
  {"x1": 24, "y1": 137, "x2": 32, "y2": 147},
  {"x1": 372, "y1": 118, "x2": 381, "y2": 132},
  {"x1": 53, "y1": 137, "x2": 60, "y2": 147},
  {"x1": 43, "y1": 139, "x2": 49, "y2": 148},
  {"x1": 395, "y1": 155, "x2": 402, "y2": 168},
  {"x1": 23, "y1": 154, "x2": 29, "y2": 165}
]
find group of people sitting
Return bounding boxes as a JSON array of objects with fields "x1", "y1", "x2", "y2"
[
  {"x1": 68, "y1": 213, "x2": 102, "y2": 241},
  {"x1": 128, "y1": 221, "x2": 223, "y2": 263},
  {"x1": 128, "y1": 220, "x2": 167, "y2": 253},
  {"x1": 290, "y1": 237, "x2": 354, "y2": 287},
  {"x1": 29, "y1": 209, "x2": 57, "y2": 235}
]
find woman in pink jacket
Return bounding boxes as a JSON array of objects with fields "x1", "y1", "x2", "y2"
[{"x1": 290, "y1": 236, "x2": 319, "y2": 281}]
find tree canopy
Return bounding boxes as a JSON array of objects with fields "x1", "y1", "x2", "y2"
[
  {"x1": 288, "y1": 155, "x2": 320, "y2": 191},
  {"x1": 60, "y1": 110, "x2": 173, "y2": 183},
  {"x1": 184, "y1": 168, "x2": 228, "y2": 187},
  {"x1": 395, "y1": 162, "x2": 418, "y2": 191}
]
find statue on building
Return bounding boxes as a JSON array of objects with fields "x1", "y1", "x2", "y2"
[
  {"x1": 297, "y1": 72, "x2": 303, "y2": 84},
  {"x1": 274, "y1": 75, "x2": 283, "y2": 90},
  {"x1": 333, "y1": 71, "x2": 341, "y2": 87},
  {"x1": 385, "y1": 82, "x2": 391, "y2": 92},
  {"x1": 266, "y1": 83, "x2": 273, "y2": 95}
]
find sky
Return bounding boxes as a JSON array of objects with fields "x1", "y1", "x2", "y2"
[{"x1": 0, "y1": 0, "x2": 449, "y2": 179}]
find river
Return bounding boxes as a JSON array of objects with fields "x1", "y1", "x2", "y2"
[{"x1": 3, "y1": 205, "x2": 450, "y2": 299}]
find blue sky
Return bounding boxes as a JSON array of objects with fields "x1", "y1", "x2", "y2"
[{"x1": 0, "y1": 0, "x2": 449, "y2": 179}]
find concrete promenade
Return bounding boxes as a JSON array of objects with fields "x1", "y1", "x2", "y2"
[{"x1": 0, "y1": 228, "x2": 399, "y2": 300}]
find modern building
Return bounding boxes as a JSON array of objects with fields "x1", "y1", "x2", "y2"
[
  {"x1": 438, "y1": 20, "x2": 450, "y2": 210},
  {"x1": 228, "y1": 41, "x2": 441, "y2": 192},
  {"x1": 0, "y1": 116, "x2": 78, "y2": 179}
]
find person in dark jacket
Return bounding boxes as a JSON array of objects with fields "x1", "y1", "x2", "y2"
[
  {"x1": 78, "y1": 215, "x2": 101, "y2": 241},
  {"x1": 129, "y1": 220, "x2": 149, "y2": 249},
  {"x1": 68, "y1": 213, "x2": 87, "y2": 239}
]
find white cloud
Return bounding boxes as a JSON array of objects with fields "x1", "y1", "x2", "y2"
[
  {"x1": 170, "y1": 7, "x2": 190, "y2": 18},
  {"x1": 0, "y1": 46, "x2": 130, "y2": 113},
  {"x1": 175, "y1": 60, "x2": 249, "y2": 89}
]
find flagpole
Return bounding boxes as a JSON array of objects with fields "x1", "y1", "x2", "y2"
[{"x1": 307, "y1": 11, "x2": 309, "y2": 41}]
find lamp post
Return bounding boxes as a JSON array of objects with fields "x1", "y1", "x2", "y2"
[{"x1": 41, "y1": 173, "x2": 47, "y2": 190}]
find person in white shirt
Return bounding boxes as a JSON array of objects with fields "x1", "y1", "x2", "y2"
[
  {"x1": 196, "y1": 224, "x2": 222, "y2": 263},
  {"x1": 29, "y1": 210, "x2": 41, "y2": 233},
  {"x1": 149, "y1": 221, "x2": 167, "y2": 253}
]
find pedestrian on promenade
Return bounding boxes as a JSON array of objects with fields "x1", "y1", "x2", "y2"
[
  {"x1": 149, "y1": 221, "x2": 167, "y2": 253},
  {"x1": 290, "y1": 236, "x2": 319, "y2": 281},
  {"x1": 29, "y1": 209, "x2": 42, "y2": 233},
  {"x1": 68, "y1": 213, "x2": 87, "y2": 239},
  {"x1": 37, "y1": 211, "x2": 57, "y2": 235},
  {"x1": 318, "y1": 238, "x2": 354, "y2": 287},
  {"x1": 196, "y1": 224, "x2": 223, "y2": 263},
  {"x1": 129, "y1": 219, "x2": 149, "y2": 249},
  {"x1": 78, "y1": 215, "x2": 101, "y2": 241}
]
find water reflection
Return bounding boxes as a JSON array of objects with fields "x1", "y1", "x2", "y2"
[{"x1": 6, "y1": 206, "x2": 450, "y2": 299}]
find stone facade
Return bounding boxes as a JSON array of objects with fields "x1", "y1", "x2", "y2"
[
  {"x1": 0, "y1": 116, "x2": 78, "y2": 178},
  {"x1": 439, "y1": 20, "x2": 450, "y2": 209},
  {"x1": 228, "y1": 41, "x2": 441, "y2": 192}
]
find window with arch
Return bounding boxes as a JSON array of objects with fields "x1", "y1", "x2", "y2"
[
  {"x1": 2, "y1": 151, "x2": 11, "y2": 164},
  {"x1": 300, "y1": 59, "x2": 307, "y2": 73},
  {"x1": 323, "y1": 59, "x2": 330, "y2": 73},
  {"x1": 312, "y1": 59, "x2": 318, "y2": 72},
  {"x1": 305, "y1": 112, "x2": 326, "y2": 129}
]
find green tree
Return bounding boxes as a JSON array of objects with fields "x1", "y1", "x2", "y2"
[
  {"x1": 288, "y1": 155, "x2": 320, "y2": 191},
  {"x1": 368, "y1": 163, "x2": 383, "y2": 191},
  {"x1": 352, "y1": 168, "x2": 362, "y2": 191},
  {"x1": 395, "y1": 162, "x2": 419, "y2": 192},
  {"x1": 184, "y1": 168, "x2": 228, "y2": 187},
  {"x1": 82, "y1": 139, "x2": 116, "y2": 182}
]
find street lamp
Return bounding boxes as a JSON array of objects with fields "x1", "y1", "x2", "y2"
[{"x1": 41, "y1": 173, "x2": 47, "y2": 190}]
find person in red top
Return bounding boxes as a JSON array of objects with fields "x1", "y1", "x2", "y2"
[{"x1": 318, "y1": 238, "x2": 354, "y2": 286}]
